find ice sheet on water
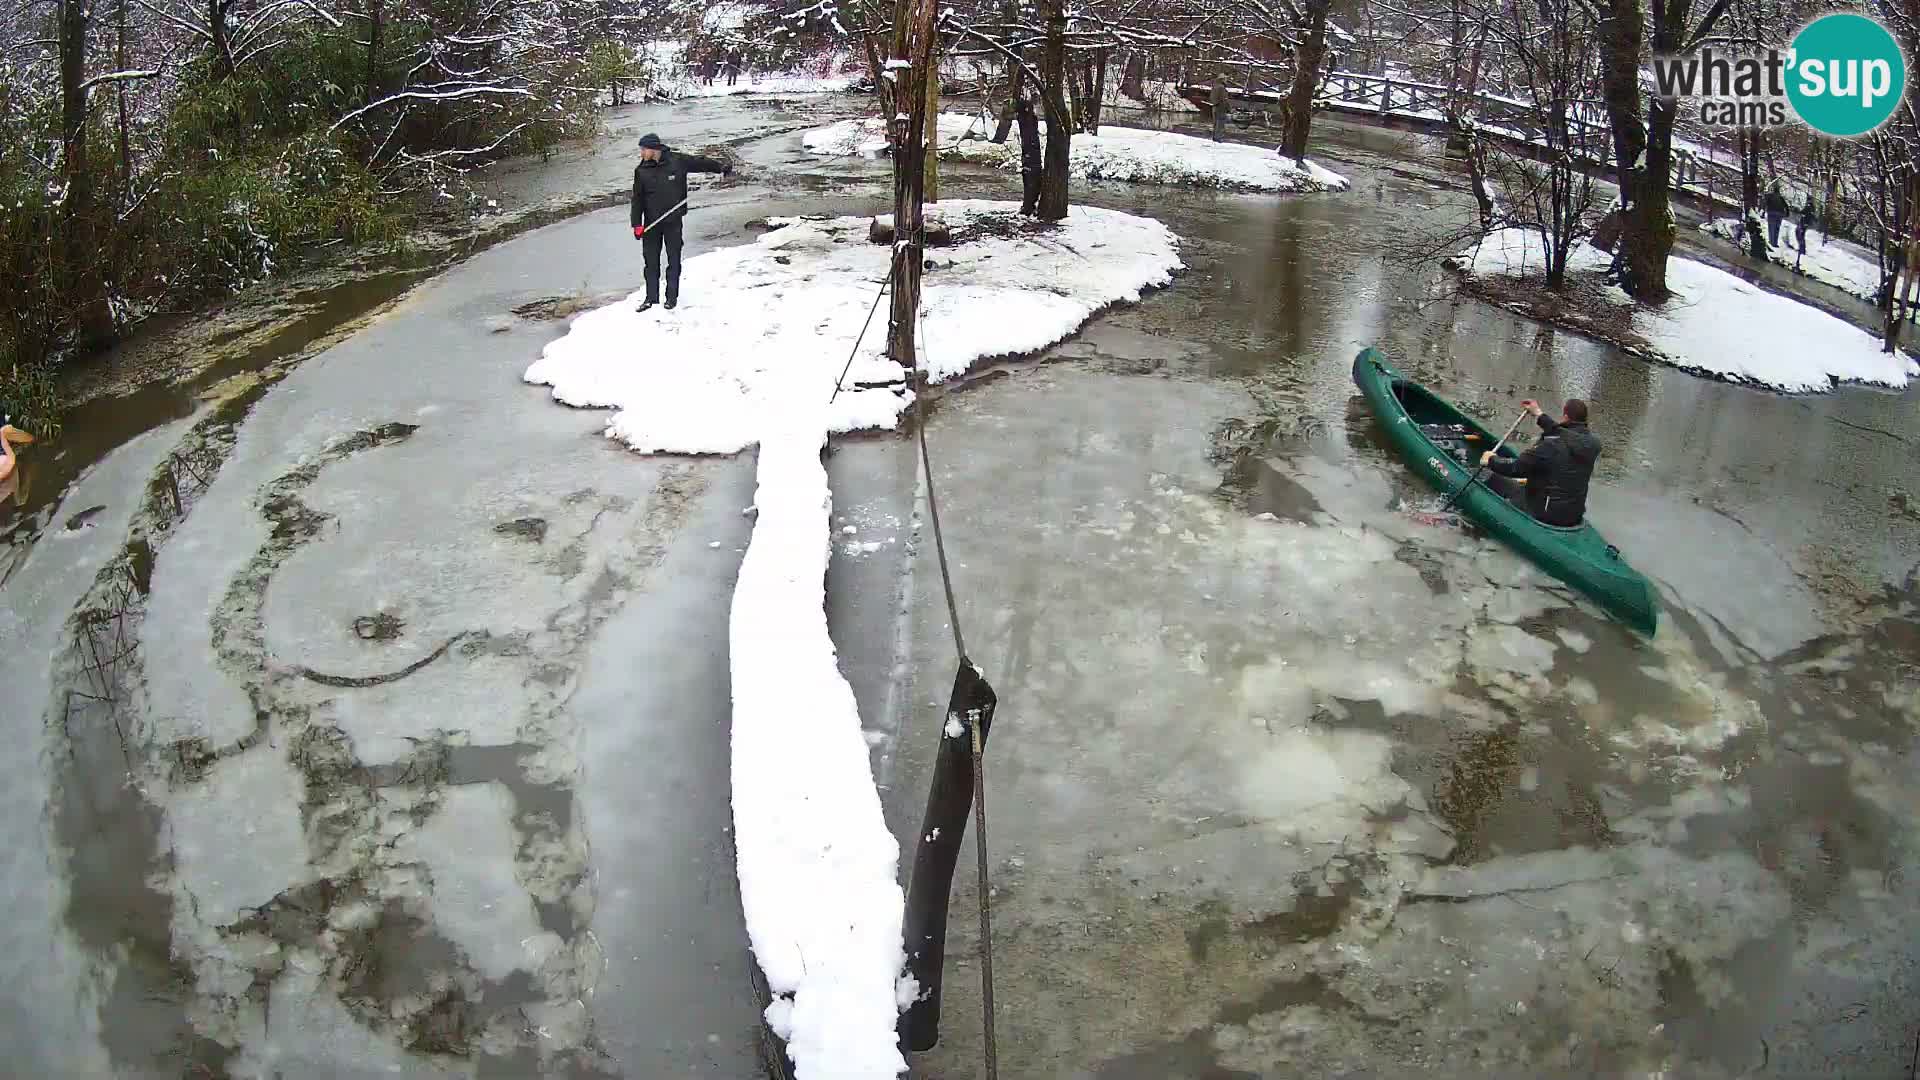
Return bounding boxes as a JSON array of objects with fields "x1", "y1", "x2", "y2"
[
  {"x1": 397, "y1": 783, "x2": 555, "y2": 982},
  {"x1": 165, "y1": 746, "x2": 311, "y2": 925}
]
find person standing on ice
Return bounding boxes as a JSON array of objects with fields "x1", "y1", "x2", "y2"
[{"x1": 631, "y1": 133, "x2": 732, "y2": 312}]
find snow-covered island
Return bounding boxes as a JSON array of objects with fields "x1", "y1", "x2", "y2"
[
  {"x1": 525, "y1": 200, "x2": 1181, "y2": 1079},
  {"x1": 802, "y1": 112, "x2": 1350, "y2": 193},
  {"x1": 1446, "y1": 228, "x2": 1919, "y2": 393}
]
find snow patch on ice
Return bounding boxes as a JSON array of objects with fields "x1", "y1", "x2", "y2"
[
  {"x1": 398, "y1": 783, "x2": 557, "y2": 982},
  {"x1": 165, "y1": 747, "x2": 311, "y2": 925},
  {"x1": 526, "y1": 201, "x2": 1183, "y2": 454},
  {"x1": 1234, "y1": 723, "x2": 1414, "y2": 837}
]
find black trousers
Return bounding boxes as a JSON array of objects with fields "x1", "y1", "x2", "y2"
[
  {"x1": 1486, "y1": 472, "x2": 1531, "y2": 512},
  {"x1": 642, "y1": 215, "x2": 685, "y2": 302}
]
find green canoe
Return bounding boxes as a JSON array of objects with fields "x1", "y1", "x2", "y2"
[{"x1": 1352, "y1": 347, "x2": 1659, "y2": 636}]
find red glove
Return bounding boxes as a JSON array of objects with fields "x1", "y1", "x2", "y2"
[{"x1": 633, "y1": 225, "x2": 646, "y2": 238}]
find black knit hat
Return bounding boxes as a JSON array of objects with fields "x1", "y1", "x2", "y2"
[{"x1": 638, "y1": 133, "x2": 664, "y2": 149}]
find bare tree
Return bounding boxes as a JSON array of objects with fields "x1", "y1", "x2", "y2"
[
  {"x1": 1593, "y1": 0, "x2": 1734, "y2": 301},
  {"x1": 1278, "y1": 0, "x2": 1333, "y2": 159},
  {"x1": 59, "y1": 0, "x2": 117, "y2": 346},
  {"x1": 888, "y1": 0, "x2": 936, "y2": 364},
  {"x1": 1405, "y1": 0, "x2": 1601, "y2": 290}
]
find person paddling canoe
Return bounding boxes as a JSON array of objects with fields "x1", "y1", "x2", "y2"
[{"x1": 1479, "y1": 398, "x2": 1599, "y2": 527}]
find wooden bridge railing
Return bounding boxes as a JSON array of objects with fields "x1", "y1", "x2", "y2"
[{"x1": 1180, "y1": 69, "x2": 1744, "y2": 200}]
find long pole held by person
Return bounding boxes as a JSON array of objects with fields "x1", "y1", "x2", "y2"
[
  {"x1": 637, "y1": 195, "x2": 688, "y2": 234},
  {"x1": 1441, "y1": 407, "x2": 1529, "y2": 512}
]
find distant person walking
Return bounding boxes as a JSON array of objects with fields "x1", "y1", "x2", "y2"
[
  {"x1": 1764, "y1": 180, "x2": 1791, "y2": 249},
  {"x1": 630, "y1": 133, "x2": 732, "y2": 311},
  {"x1": 1795, "y1": 197, "x2": 1814, "y2": 271}
]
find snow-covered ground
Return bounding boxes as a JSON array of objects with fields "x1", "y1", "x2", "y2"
[
  {"x1": 1103, "y1": 79, "x2": 1201, "y2": 114},
  {"x1": 524, "y1": 201, "x2": 1181, "y2": 1077},
  {"x1": 647, "y1": 40, "x2": 863, "y2": 98},
  {"x1": 800, "y1": 110, "x2": 996, "y2": 157},
  {"x1": 1449, "y1": 228, "x2": 1919, "y2": 392},
  {"x1": 802, "y1": 114, "x2": 1350, "y2": 193},
  {"x1": 1699, "y1": 217, "x2": 1884, "y2": 303},
  {"x1": 677, "y1": 70, "x2": 861, "y2": 97}
]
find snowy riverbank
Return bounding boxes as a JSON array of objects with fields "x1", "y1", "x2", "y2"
[
  {"x1": 525, "y1": 200, "x2": 1181, "y2": 1077},
  {"x1": 1699, "y1": 217, "x2": 1885, "y2": 304},
  {"x1": 1447, "y1": 228, "x2": 1918, "y2": 393},
  {"x1": 802, "y1": 114, "x2": 1350, "y2": 193}
]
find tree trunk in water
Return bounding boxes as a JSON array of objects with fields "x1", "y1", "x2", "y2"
[
  {"x1": 1463, "y1": 135, "x2": 1494, "y2": 230},
  {"x1": 1281, "y1": 0, "x2": 1332, "y2": 161},
  {"x1": 1884, "y1": 178, "x2": 1919, "y2": 351},
  {"x1": 1085, "y1": 49, "x2": 1107, "y2": 134},
  {"x1": 1016, "y1": 85, "x2": 1041, "y2": 214},
  {"x1": 1620, "y1": 98, "x2": 1677, "y2": 300},
  {"x1": 887, "y1": 0, "x2": 935, "y2": 368},
  {"x1": 1064, "y1": 55, "x2": 1084, "y2": 132},
  {"x1": 925, "y1": 44, "x2": 939, "y2": 203},
  {"x1": 992, "y1": 65, "x2": 1018, "y2": 143},
  {"x1": 116, "y1": 0, "x2": 131, "y2": 190},
  {"x1": 1739, "y1": 127, "x2": 1763, "y2": 256},
  {"x1": 1035, "y1": 0, "x2": 1071, "y2": 221},
  {"x1": 60, "y1": 0, "x2": 115, "y2": 350},
  {"x1": 1282, "y1": 0, "x2": 1328, "y2": 159},
  {"x1": 864, "y1": 33, "x2": 890, "y2": 124},
  {"x1": 1211, "y1": 77, "x2": 1226, "y2": 142},
  {"x1": 367, "y1": 0, "x2": 384, "y2": 107},
  {"x1": 1120, "y1": 50, "x2": 1145, "y2": 99},
  {"x1": 1613, "y1": 0, "x2": 1731, "y2": 302},
  {"x1": 1596, "y1": 0, "x2": 1650, "y2": 292}
]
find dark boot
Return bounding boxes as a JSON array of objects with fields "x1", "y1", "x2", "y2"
[{"x1": 637, "y1": 298, "x2": 656, "y2": 312}]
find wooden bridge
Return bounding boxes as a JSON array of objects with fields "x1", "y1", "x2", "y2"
[{"x1": 1178, "y1": 70, "x2": 1741, "y2": 205}]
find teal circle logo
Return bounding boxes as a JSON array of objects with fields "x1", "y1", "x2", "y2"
[{"x1": 1787, "y1": 14, "x2": 1907, "y2": 137}]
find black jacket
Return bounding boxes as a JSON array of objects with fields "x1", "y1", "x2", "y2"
[
  {"x1": 1486, "y1": 414, "x2": 1600, "y2": 527},
  {"x1": 1763, "y1": 189, "x2": 1791, "y2": 219},
  {"x1": 631, "y1": 147, "x2": 729, "y2": 229}
]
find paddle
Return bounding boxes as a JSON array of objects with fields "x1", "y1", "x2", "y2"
[{"x1": 1440, "y1": 407, "x2": 1529, "y2": 513}]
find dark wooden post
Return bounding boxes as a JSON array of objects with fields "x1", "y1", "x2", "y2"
[{"x1": 898, "y1": 664, "x2": 998, "y2": 1051}]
